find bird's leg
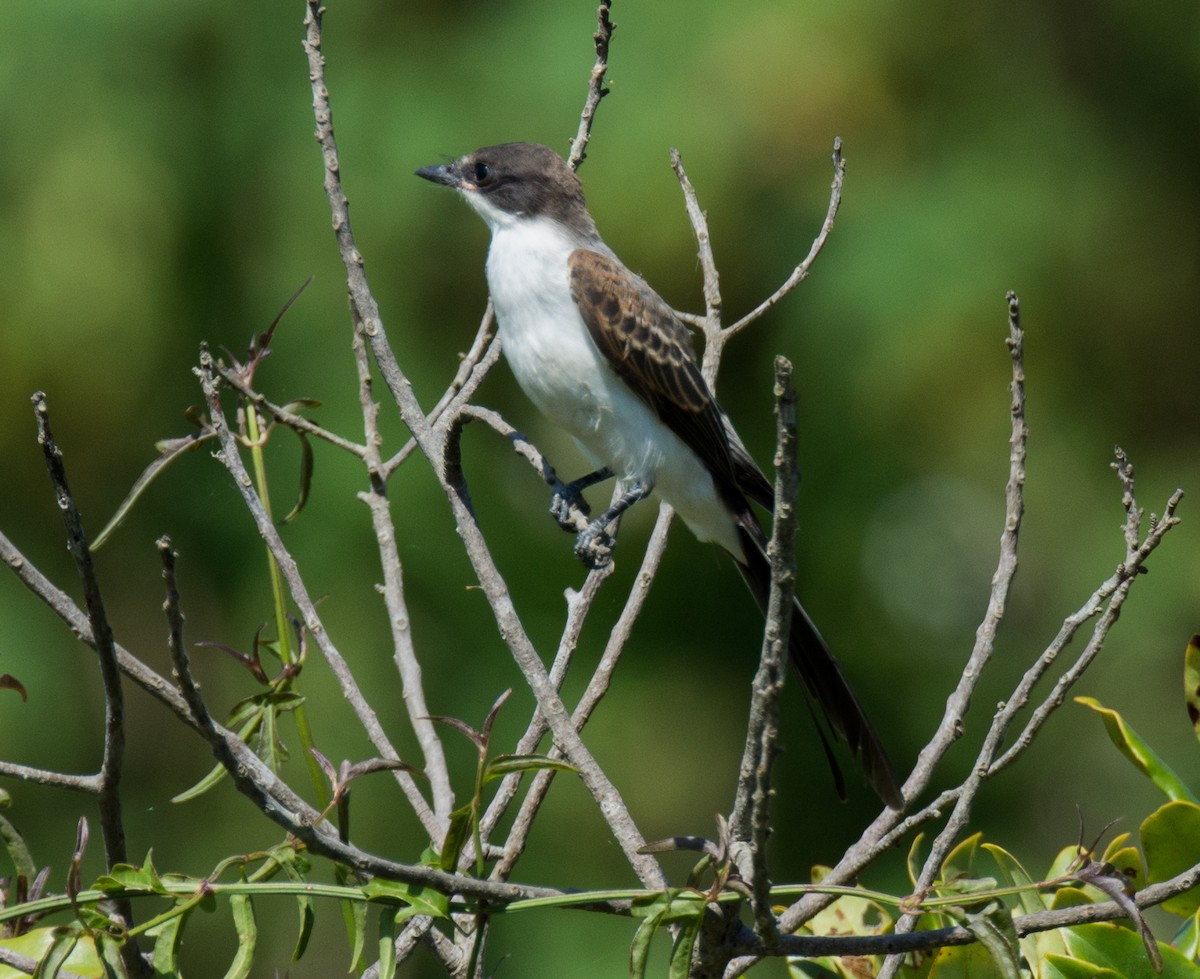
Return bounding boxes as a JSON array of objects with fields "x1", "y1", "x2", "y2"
[
  {"x1": 574, "y1": 480, "x2": 650, "y2": 569},
  {"x1": 547, "y1": 466, "x2": 614, "y2": 533}
]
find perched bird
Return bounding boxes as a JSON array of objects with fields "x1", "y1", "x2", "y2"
[{"x1": 417, "y1": 142, "x2": 901, "y2": 807}]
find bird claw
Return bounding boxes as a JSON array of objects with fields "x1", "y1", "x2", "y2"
[
  {"x1": 549, "y1": 479, "x2": 592, "y2": 533},
  {"x1": 573, "y1": 521, "x2": 615, "y2": 569}
]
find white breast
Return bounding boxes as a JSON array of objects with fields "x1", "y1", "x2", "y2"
[{"x1": 483, "y1": 216, "x2": 740, "y2": 555}]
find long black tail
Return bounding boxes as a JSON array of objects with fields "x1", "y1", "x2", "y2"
[{"x1": 734, "y1": 524, "x2": 903, "y2": 809}]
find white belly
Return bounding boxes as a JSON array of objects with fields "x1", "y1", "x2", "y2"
[{"x1": 484, "y1": 219, "x2": 740, "y2": 555}]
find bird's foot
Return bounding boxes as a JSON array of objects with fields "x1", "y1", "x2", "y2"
[
  {"x1": 549, "y1": 478, "x2": 592, "y2": 533},
  {"x1": 547, "y1": 466, "x2": 613, "y2": 534},
  {"x1": 573, "y1": 519, "x2": 616, "y2": 569}
]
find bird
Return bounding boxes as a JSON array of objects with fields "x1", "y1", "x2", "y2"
[{"x1": 416, "y1": 142, "x2": 901, "y2": 808}]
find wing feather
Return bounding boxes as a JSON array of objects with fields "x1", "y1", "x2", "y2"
[{"x1": 569, "y1": 249, "x2": 741, "y2": 493}]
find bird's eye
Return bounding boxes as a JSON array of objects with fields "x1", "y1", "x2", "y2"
[{"x1": 473, "y1": 161, "x2": 492, "y2": 184}]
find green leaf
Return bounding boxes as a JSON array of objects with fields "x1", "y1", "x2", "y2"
[
  {"x1": 438, "y1": 804, "x2": 474, "y2": 873},
  {"x1": 1172, "y1": 911, "x2": 1200, "y2": 962},
  {"x1": 1041, "y1": 952, "x2": 1123, "y2": 979},
  {"x1": 629, "y1": 892, "x2": 707, "y2": 979},
  {"x1": 1075, "y1": 696, "x2": 1198, "y2": 803},
  {"x1": 223, "y1": 893, "x2": 256, "y2": 979},
  {"x1": 1049, "y1": 887, "x2": 1094, "y2": 911},
  {"x1": 94, "y1": 934, "x2": 128, "y2": 979},
  {"x1": 91, "y1": 428, "x2": 215, "y2": 550},
  {"x1": 940, "y1": 903, "x2": 1020, "y2": 979},
  {"x1": 361, "y1": 879, "x2": 450, "y2": 920},
  {"x1": 629, "y1": 909, "x2": 659, "y2": 979},
  {"x1": 907, "y1": 833, "x2": 926, "y2": 889},
  {"x1": 1063, "y1": 922, "x2": 1200, "y2": 978},
  {"x1": 94, "y1": 854, "x2": 166, "y2": 894},
  {"x1": 668, "y1": 913, "x2": 701, "y2": 979},
  {"x1": 1141, "y1": 800, "x2": 1200, "y2": 917},
  {"x1": 148, "y1": 903, "x2": 189, "y2": 976},
  {"x1": 982, "y1": 843, "x2": 1051, "y2": 914},
  {"x1": 1045, "y1": 846, "x2": 1083, "y2": 882},
  {"x1": 925, "y1": 941, "x2": 1002, "y2": 977},
  {"x1": 0, "y1": 810, "x2": 39, "y2": 884},
  {"x1": 0, "y1": 929, "x2": 109, "y2": 978},
  {"x1": 34, "y1": 927, "x2": 80, "y2": 979},
  {"x1": 170, "y1": 758, "x2": 233, "y2": 804},
  {"x1": 629, "y1": 896, "x2": 670, "y2": 978},
  {"x1": 940, "y1": 832, "x2": 985, "y2": 886},
  {"x1": 346, "y1": 894, "x2": 366, "y2": 975},
  {"x1": 376, "y1": 905, "x2": 397, "y2": 979},
  {"x1": 279, "y1": 430, "x2": 313, "y2": 525},
  {"x1": 1186, "y1": 636, "x2": 1200, "y2": 747},
  {"x1": 482, "y1": 754, "x2": 578, "y2": 783},
  {"x1": 278, "y1": 854, "x2": 314, "y2": 962}
]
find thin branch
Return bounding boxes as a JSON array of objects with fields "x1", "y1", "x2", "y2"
[
  {"x1": 0, "y1": 762, "x2": 99, "y2": 792},
  {"x1": 722, "y1": 295, "x2": 1015, "y2": 974},
  {"x1": 720, "y1": 856, "x2": 1200, "y2": 960},
  {"x1": 485, "y1": 504, "x2": 674, "y2": 881},
  {"x1": 32, "y1": 394, "x2": 126, "y2": 810},
  {"x1": 729, "y1": 357, "x2": 800, "y2": 942},
  {"x1": 990, "y1": 481, "x2": 1183, "y2": 774},
  {"x1": 352, "y1": 325, "x2": 454, "y2": 830},
  {"x1": 31, "y1": 393, "x2": 143, "y2": 975},
  {"x1": 723, "y1": 138, "x2": 846, "y2": 338},
  {"x1": 158, "y1": 537, "x2": 239, "y2": 779},
  {"x1": 671, "y1": 148, "x2": 722, "y2": 324},
  {"x1": 880, "y1": 464, "x2": 1182, "y2": 972},
  {"x1": 436, "y1": 411, "x2": 663, "y2": 884},
  {"x1": 302, "y1": 1, "x2": 438, "y2": 468},
  {"x1": 890, "y1": 292, "x2": 1028, "y2": 797},
  {"x1": 567, "y1": 0, "x2": 616, "y2": 171},
  {"x1": 385, "y1": 305, "x2": 501, "y2": 478},
  {"x1": 2, "y1": 530, "x2": 578, "y2": 903},
  {"x1": 0, "y1": 946, "x2": 84, "y2": 979},
  {"x1": 440, "y1": 450, "x2": 665, "y2": 886},
  {"x1": 198, "y1": 348, "x2": 441, "y2": 838},
  {"x1": 217, "y1": 367, "x2": 367, "y2": 458}
]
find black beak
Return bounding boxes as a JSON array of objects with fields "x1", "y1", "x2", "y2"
[{"x1": 415, "y1": 162, "x2": 460, "y2": 188}]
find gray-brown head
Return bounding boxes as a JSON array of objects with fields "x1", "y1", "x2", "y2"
[{"x1": 416, "y1": 142, "x2": 597, "y2": 239}]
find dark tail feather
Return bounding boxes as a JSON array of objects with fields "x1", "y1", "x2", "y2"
[{"x1": 734, "y1": 524, "x2": 903, "y2": 809}]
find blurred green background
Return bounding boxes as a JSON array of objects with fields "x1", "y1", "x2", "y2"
[{"x1": 2, "y1": 0, "x2": 1197, "y2": 974}]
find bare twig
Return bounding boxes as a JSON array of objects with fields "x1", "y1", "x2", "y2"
[
  {"x1": 438, "y1": 440, "x2": 665, "y2": 885},
  {"x1": 875, "y1": 312, "x2": 1178, "y2": 979},
  {"x1": 728, "y1": 357, "x2": 801, "y2": 942},
  {"x1": 198, "y1": 348, "x2": 441, "y2": 837},
  {"x1": 352, "y1": 325, "x2": 455, "y2": 831},
  {"x1": 719, "y1": 856, "x2": 1200, "y2": 960},
  {"x1": 0, "y1": 946, "x2": 84, "y2": 979},
  {"x1": 384, "y1": 304, "x2": 500, "y2": 478},
  {"x1": 302, "y1": 1, "x2": 438, "y2": 467},
  {"x1": 217, "y1": 367, "x2": 367, "y2": 458},
  {"x1": 158, "y1": 537, "x2": 244, "y2": 785},
  {"x1": 0, "y1": 761, "x2": 99, "y2": 792},
  {"x1": 485, "y1": 504, "x2": 674, "y2": 881},
  {"x1": 723, "y1": 295, "x2": 1185, "y2": 979},
  {"x1": 884, "y1": 291, "x2": 1028, "y2": 811},
  {"x1": 2, "y1": 526, "x2": 592, "y2": 906},
  {"x1": 990, "y1": 480, "x2": 1182, "y2": 774},
  {"x1": 567, "y1": 0, "x2": 616, "y2": 171},
  {"x1": 671, "y1": 149, "x2": 722, "y2": 324},
  {"x1": 768, "y1": 296, "x2": 1025, "y2": 975},
  {"x1": 723, "y1": 139, "x2": 846, "y2": 338},
  {"x1": 31, "y1": 393, "x2": 144, "y2": 975}
]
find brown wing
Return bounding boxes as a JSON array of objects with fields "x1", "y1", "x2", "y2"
[{"x1": 569, "y1": 249, "x2": 742, "y2": 494}]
